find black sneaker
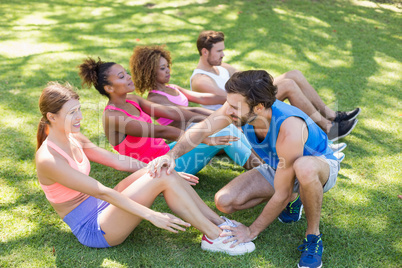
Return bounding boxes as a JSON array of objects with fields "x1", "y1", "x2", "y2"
[
  {"x1": 334, "y1": 108, "x2": 361, "y2": 122},
  {"x1": 327, "y1": 118, "x2": 358, "y2": 141}
]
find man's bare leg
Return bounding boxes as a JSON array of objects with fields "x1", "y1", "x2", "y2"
[
  {"x1": 275, "y1": 70, "x2": 337, "y2": 120},
  {"x1": 215, "y1": 169, "x2": 274, "y2": 214},
  {"x1": 275, "y1": 78, "x2": 332, "y2": 132},
  {"x1": 293, "y1": 156, "x2": 330, "y2": 236}
]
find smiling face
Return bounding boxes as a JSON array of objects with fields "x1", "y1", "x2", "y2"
[
  {"x1": 48, "y1": 98, "x2": 82, "y2": 135},
  {"x1": 156, "y1": 57, "x2": 171, "y2": 84},
  {"x1": 206, "y1": 41, "x2": 225, "y2": 66},
  {"x1": 225, "y1": 93, "x2": 257, "y2": 127},
  {"x1": 106, "y1": 64, "x2": 135, "y2": 94}
]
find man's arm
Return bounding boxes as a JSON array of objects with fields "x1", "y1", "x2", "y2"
[
  {"x1": 191, "y1": 74, "x2": 228, "y2": 98},
  {"x1": 221, "y1": 117, "x2": 307, "y2": 245},
  {"x1": 147, "y1": 103, "x2": 236, "y2": 176},
  {"x1": 221, "y1": 63, "x2": 238, "y2": 76},
  {"x1": 191, "y1": 63, "x2": 238, "y2": 98}
]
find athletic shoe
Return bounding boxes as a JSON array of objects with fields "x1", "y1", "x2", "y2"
[
  {"x1": 220, "y1": 216, "x2": 237, "y2": 227},
  {"x1": 220, "y1": 216, "x2": 258, "y2": 241},
  {"x1": 200, "y1": 234, "x2": 256, "y2": 255},
  {"x1": 278, "y1": 195, "x2": 303, "y2": 223},
  {"x1": 334, "y1": 151, "x2": 345, "y2": 162},
  {"x1": 328, "y1": 142, "x2": 347, "y2": 153},
  {"x1": 298, "y1": 234, "x2": 324, "y2": 268},
  {"x1": 201, "y1": 216, "x2": 256, "y2": 255},
  {"x1": 327, "y1": 119, "x2": 358, "y2": 142},
  {"x1": 334, "y1": 108, "x2": 361, "y2": 122}
]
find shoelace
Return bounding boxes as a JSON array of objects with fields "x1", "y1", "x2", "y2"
[
  {"x1": 288, "y1": 205, "x2": 301, "y2": 213},
  {"x1": 297, "y1": 235, "x2": 322, "y2": 256},
  {"x1": 223, "y1": 218, "x2": 249, "y2": 245},
  {"x1": 288, "y1": 200, "x2": 302, "y2": 213}
]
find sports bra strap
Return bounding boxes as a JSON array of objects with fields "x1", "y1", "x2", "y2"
[
  {"x1": 104, "y1": 99, "x2": 142, "y2": 118},
  {"x1": 46, "y1": 139, "x2": 78, "y2": 166}
]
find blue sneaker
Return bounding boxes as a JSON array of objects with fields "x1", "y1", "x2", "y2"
[
  {"x1": 298, "y1": 234, "x2": 323, "y2": 268},
  {"x1": 278, "y1": 195, "x2": 303, "y2": 223}
]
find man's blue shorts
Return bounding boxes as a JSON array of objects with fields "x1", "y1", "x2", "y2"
[{"x1": 63, "y1": 196, "x2": 111, "y2": 248}]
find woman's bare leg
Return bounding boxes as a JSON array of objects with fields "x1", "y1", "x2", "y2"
[{"x1": 99, "y1": 169, "x2": 223, "y2": 246}]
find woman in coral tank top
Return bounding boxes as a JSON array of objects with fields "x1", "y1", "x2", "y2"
[{"x1": 35, "y1": 81, "x2": 255, "y2": 254}]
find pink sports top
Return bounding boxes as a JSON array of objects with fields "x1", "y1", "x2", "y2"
[
  {"x1": 40, "y1": 135, "x2": 91, "y2": 203},
  {"x1": 104, "y1": 99, "x2": 170, "y2": 163},
  {"x1": 150, "y1": 85, "x2": 189, "y2": 126}
]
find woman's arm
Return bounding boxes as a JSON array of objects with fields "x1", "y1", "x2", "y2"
[
  {"x1": 147, "y1": 92, "x2": 213, "y2": 117},
  {"x1": 36, "y1": 153, "x2": 188, "y2": 232},
  {"x1": 73, "y1": 133, "x2": 146, "y2": 172},
  {"x1": 135, "y1": 96, "x2": 207, "y2": 123},
  {"x1": 104, "y1": 109, "x2": 184, "y2": 141},
  {"x1": 172, "y1": 84, "x2": 227, "y2": 105}
]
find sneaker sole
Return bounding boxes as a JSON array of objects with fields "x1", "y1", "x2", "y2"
[
  {"x1": 337, "y1": 153, "x2": 345, "y2": 163},
  {"x1": 329, "y1": 119, "x2": 358, "y2": 142},
  {"x1": 201, "y1": 243, "x2": 255, "y2": 256},
  {"x1": 278, "y1": 204, "x2": 304, "y2": 223},
  {"x1": 298, "y1": 262, "x2": 322, "y2": 268},
  {"x1": 347, "y1": 108, "x2": 361, "y2": 121},
  {"x1": 330, "y1": 143, "x2": 347, "y2": 153}
]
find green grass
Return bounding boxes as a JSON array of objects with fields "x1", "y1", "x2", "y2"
[{"x1": 0, "y1": 0, "x2": 401, "y2": 267}]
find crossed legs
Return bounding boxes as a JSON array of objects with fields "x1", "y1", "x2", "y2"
[{"x1": 274, "y1": 70, "x2": 336, "y2": 133}]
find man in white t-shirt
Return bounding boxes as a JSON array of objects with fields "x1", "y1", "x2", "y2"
[{"x1": 189, "y1": 30, "x2": 359, "y2": 141}]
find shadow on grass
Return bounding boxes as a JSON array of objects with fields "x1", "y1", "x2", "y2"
[{"x1": 1, "y1": 0, "x2": 401, "y2": 266}]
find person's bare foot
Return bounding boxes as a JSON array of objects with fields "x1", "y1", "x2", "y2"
[{"x1": 398, "y1": 195, "x2": 402, "y2": 199}]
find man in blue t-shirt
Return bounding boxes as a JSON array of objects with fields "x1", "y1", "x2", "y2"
[{"x1": 148, "y1": 70, "x2": 341, "y2": 268}]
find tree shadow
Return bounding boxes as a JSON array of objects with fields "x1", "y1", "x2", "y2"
[{"x1": 1, "y1": 0, "x2": 400, "y2": 267}]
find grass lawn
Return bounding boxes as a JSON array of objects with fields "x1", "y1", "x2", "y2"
[{"x1": 0, "y1": 0, "x2": 401, "y2": 267}]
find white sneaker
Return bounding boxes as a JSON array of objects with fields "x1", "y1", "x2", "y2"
[
  {"x1": 329, "y1": 142, "x2": 347, "y2": 152},
  {"x1": 220, "y1": 216, "x2": 237, "y2": 227},
  {"x1": 220, "y1": 216, "x2": 258, "y2": 241},
  {"x1": 334, "y1": 151, "x2": 345, "y2": 162},
  {"x1": 201, "y1": 234, "x2": 256, "y2": 255}
]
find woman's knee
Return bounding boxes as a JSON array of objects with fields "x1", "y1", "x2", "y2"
[{"x1": 158, "y1": 169, "x2": 181, "y2": 186}]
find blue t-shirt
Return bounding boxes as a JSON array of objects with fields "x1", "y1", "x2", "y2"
[{"x1": 242, "y1": 100, "x2": 336, "y2": 169}]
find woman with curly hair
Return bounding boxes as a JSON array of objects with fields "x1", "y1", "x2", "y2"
[
  {"x1": 78, "y1": 57, "x2": 255, "y2": 176},
  {"x1": 130, "y1": 45, "x2": 347, "y2": 161},
  {"x1": 35, "y1": 81, "x2": 255, "y2": 254},
  {"x1": 129, "y1": 45, "x2": 262, "y2": 170},
  {"x1": 130, "y1": 45, "x2": 227, "y2": 129}
]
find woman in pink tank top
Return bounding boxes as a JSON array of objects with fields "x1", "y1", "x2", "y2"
[
  {"x1": 130, "y1": 45, "x2": 227, "y2": 129},
  {"x1": 129, "y1": 46, "x2": 262, "y2": 171},
  {"x1": 78, "y1": 57, "x2": 238, "y2": 169},
  {"x1": 35, "y1": 81, "x2": 256, "y2": 254}
]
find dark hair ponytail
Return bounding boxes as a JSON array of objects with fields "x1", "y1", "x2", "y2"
[
  {"x1": 36, "y1": 82, "x2": 79, "y2": 151},
  {"x1": 78, "y1": 57, "x2": 115, "y2": 98}
]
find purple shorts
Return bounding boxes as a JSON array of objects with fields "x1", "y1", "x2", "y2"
[{"x1": 63, "y1": 196, "x2": 111, "y2": 248}]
